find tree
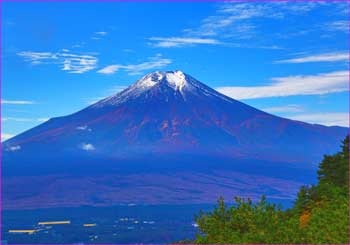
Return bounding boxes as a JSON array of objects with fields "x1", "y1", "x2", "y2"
[
  {"x1": 190, "y1": 135, "x2": 349, "y2": 244},
  {"x1": 317, "y1": 135, "x2": 349, "y2": 188}
]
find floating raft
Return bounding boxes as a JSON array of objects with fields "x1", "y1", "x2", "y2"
[
  {"x1": 38, "y1": 221, "x2": 71, "y2": 225},
  {"x1": 83, "y1": 223, "x2": 97, "y2": 227},
  {"x1": 8, "y1": 230, "x2": 37, "y2": 234}
]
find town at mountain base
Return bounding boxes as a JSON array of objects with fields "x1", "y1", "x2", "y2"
[{"x1": 179, "y1": 136, "x2": 349, "y2": 244}]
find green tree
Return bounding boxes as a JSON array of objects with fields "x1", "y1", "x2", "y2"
[
  {"x1": 190, "y1": 135, "x2": 349, "y2": 244},
  {"x1": 318, "y1": 135, "x2": 349, "y2": 188}
]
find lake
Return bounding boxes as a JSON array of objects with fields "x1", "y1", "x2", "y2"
[{"x1": 2, "y1": 199, "x2": 293, "y2": 244}]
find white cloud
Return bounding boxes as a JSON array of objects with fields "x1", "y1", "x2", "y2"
[
  {"x1": 1, "y1": 133, "x2": 15, "y2": 141},
  {"x1": 276, "y1": 52, "x2": 348, "y2": 63},
  {"x1": 263, "y1": 104, "x2": 304, "y2": 113},
  {"x1": 190, "y1": 3, "x2": 269, "y2": 37},
  {"x1": 91, "y1": 31, "x2": 108, "y2": 40},
  {"x1": 2, "y1": 117, "x2": 48, "y2": 123},
  {"x1": 147, "y1": 2, "x2": 343, "y2": 49},
  {"x1": 80, "y1": 143, "x2": 95, "y2": 151},
  {"x1": 163, "y1": 2, "x2": 343, "y2": 49},
  {"x1": 98, "y1": 54, "x2": 171, "y2": 75},
  {"x1": 216, "y1": 70, "x2": 348, "y2": 100},
  {"x1": 17, "y1": 51, "x2": 58, "y2": 64},
  {"x1": 149, "y1": 2, "x2": 317, "y2": 48},
  {"x1": 60, "y1": 53, "x2": 98, "y2": 73},
  {"x1": 276, "y1": 2, "x2": 320, "y2": 13},
  {"x1": 185, "y1": 2, "x2": 322, "y2": 39},
  {"x1": 2, "y1": 99, "x2": 35, "y2": 105},
  {"x1": 149, "y1": 37, "x2": 221, "y2": 48},
  {"x1": 95, "y1": 31, "x2": 107, "y2": 36},
  {"x1": 72, "y1": 42, "x2": 86, "y2": 49},
  {"x1": 326, "y1": 20, "x2": 348, "y2": 32},
  {"x1": 288, "y1": 113, "x2": 348, "y2": 127},
  {"x1": 261, "y1": 104, "x2": 348, "y2": 127},
  {"x1": 7, "y1": 145, "x2": 21, "y2": 151},
  {"x1": 18, "y1": 51, "x2": 98, "y2": 74}
]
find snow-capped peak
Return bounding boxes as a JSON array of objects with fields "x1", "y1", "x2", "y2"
[
  {"x1": 164, "y1": 70, "x2": 187, "y2": 91},
  {"x1": 135, "y1": 70, "x2": 188, "y2": 91},
  {"x1": 134, "y1": 71, "x2": 164, "y2": 89},
  {"x1": 91, "y1": 70, "x2": 234, "y2": 108}
]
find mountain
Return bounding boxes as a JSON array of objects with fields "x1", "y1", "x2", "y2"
[{"x1": 2, "y1": 71, "x2": 347, "y2": 209}]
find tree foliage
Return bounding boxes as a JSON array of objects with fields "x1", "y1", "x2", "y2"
[{"x1": 188, "y1": 136, "x2": 349, "y2": 244}]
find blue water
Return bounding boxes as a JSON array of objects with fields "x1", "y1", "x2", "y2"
[
  {"x1": 2, "y1": 199, "x2": 293, "y2": 244},
  {"x1": 2, "y1": 204, "x2": 210, "y2": 244}
]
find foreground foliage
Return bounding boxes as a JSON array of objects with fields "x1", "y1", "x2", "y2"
[{"x1": 188, "y1": 136, "x2": 349, "y2": 244}]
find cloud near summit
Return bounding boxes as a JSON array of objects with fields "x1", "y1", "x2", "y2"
[
  {"x1": 216, "y1": 70, "x2": 348, "y2": 100},
  {"x1": 97, "y1": 54, "x2": 172, "y2": 75}
]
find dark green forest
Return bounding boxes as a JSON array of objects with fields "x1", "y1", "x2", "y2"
[{"x1": 183, "y1": 136, "x2": 349, "y2": 244}]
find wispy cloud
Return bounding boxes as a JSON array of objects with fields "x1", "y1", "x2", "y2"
[
  {"x1": 263, "y1": 104, "x2": 304, "y2": 113},
  {"x1": 216, "y1": 70, "x2": 348, "y2": 100},
  {"x1": 72, "y1": 42, "x2": 86, "y2": 49},
  {"x1": 91, "y1": 31, "x2": 108, "y2": 40},
  {"x1": 95, "y1": 31, "x2": 107, "y2": 36},
  {"x1": 153, "y1": 2, "x2": 344, "y2": 49},
  {"x1": 187, "y1": 3, "x2": 271, "y2": 38},
  {"x1": 261, "y1": 105, "x2": 348, "y2": 127},
  {"x1": 97, "y1": 54, "x2": 171, "y2": 75},
  {"x1": 276, "y1": 52, "x2": 348, "y2": 64},
  {"x1": 17, "y1": 51, "x2": 58, "y2": 64},
  {"x1": 149, "y1": 37, "x2": 221, "y2": 48},
  {"x1": 185, "y1": 2, "x2": 323, "y2": 39},
  {"x1": 17, "y1": 50, "x2": 98, "y2": 74},
  {"x1": 60, "y1": 53, "x2": 98, "y2": 73},
  {"x1": 2, "y1": 117, "x2": 48, "y2": 123},
  {"x1": 2, "y1": 99, "x2": 35, "y2": 105},
  {"x1": 326, "y1": 20, "x2": 348, "y2": 33},
  {"x1": 289, "y1": 112, "x2": 348, "y2": 127}
]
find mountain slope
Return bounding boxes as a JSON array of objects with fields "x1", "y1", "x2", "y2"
[
  {"x1": 2, "y1": 71, "x2": 347, "y2": 209},
  {"x1": 4, "y1": 71, "x2": 346, "y2": 161}
]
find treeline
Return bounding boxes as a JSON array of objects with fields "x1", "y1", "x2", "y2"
[{"x1": 182, "y1": 136, "x2": 349, "y2": 244}]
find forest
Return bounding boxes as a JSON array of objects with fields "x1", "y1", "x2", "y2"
[{"x1": 182, "y1": 135, "x2": 349, "y2": 244}]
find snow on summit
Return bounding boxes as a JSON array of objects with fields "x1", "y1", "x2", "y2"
[
  {"x1": 164, "y1": 71, "x2": 187, "y2": 91},
  {"x1": 136, "y1": 70, "x2": 187, "y2": 91},
  {"x1": 91, "y1": 70, "x2": 235, "y2": 108},
  {"x1": 92, "y1": 71, "x2": 191, "y2": 107}
]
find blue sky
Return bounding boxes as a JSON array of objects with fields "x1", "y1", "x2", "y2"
[{"x1": 2, "y1": 1, "x2": 349, "y2": 141}]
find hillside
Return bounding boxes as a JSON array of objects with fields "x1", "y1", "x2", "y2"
[
  {"x1": 2, "y1": 71, "x2": 347, "y2": 209},
  {"x1": 186, "y1": 136, "x2": 349, "y2": 244}
]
